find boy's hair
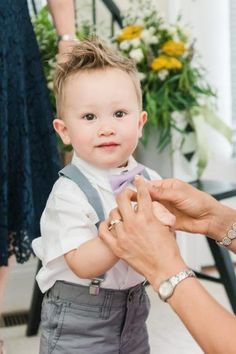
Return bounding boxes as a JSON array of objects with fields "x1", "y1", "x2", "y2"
[{"x1": 54, "y1": 36, "x2": 142, "y2": 117}]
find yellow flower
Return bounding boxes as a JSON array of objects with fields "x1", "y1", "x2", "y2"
[
  {"x1": 117, "y1": 25, "x2": 144, "y2": 41},
  {"x1": 151, "y1": 56, "x2": 182, "y2": 71},
  {"x1": 161, "y1": 40, "x2": 185, "y2": 57}
]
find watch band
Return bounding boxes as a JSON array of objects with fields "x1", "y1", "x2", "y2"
[
  {"x1": 169, "y1": 269, "x2": 196, "y2": 287},
  {"x1": 216, "y1": 222, "x2": 236, "y2": 247},
  {"x1": 158, "y1": 269, "x2": 196, "y2": 302}
]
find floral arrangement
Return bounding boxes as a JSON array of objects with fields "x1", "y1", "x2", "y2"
[
  {"x1": 115, "y1": 2, "x2": 232, "y2": 177},
  {"x1": 33, "y1": 3, "x2": 232, "y2": 176}
]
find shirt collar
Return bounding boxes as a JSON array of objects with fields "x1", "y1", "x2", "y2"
[{"x1": 71, "y1": 152, "x2": 139, "y2": 192}]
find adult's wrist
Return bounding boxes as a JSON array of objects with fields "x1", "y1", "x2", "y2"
[
  {"x1": 157, "y1": 269, "x2": 196, "y2": 302},
  {"x1": 209, "y1": 204, "x2": 236, "y2": 243},
  {"x1": 57, "y1": 33, "x2": 78, "y2": 43},
  {"x1": 150, "y1": 258, "x2": 188, "y2": 291}
]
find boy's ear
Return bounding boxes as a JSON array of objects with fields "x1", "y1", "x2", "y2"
[
  {"x1": 138, "y1": 111, "x2": 147, "y2": 138},
  {"x1": 53, "y1": 118, "x2": 71, "y2": 145}
]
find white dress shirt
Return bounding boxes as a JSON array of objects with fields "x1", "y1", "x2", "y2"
[{"x1": 32, "y1": 153, "x2": 161, "y2": 293}]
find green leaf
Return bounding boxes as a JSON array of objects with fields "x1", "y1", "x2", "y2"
[
  {"x1": 193, "y1": 106, "x2": 232, "y2": 143},
  {"x1": 191, "y1": 115, "x2": 209, "y2": 178}
]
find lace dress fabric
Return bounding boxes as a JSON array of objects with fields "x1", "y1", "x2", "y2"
[{"x1": 0, "y1": 0, "x2": 61, "y2": 265}]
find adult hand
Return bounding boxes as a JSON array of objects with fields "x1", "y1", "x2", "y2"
[
  {"x1": 99, "y1": 176, "x2": 186, "y2": 287},
  {"x1": 152, "y1": 201, "x2": 176, "y2": 231},
  {"x1": 146, "y1": 178, "x2": 234, "y2": 240}
]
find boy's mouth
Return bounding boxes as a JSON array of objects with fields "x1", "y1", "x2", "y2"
[{"x1": 96, "y1": 142, "x2": 120, "y2": 148}]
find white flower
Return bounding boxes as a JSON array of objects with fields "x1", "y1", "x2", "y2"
[
  {"x1": 197, "y1": 96, "x2": 208, "y2": 106},
  {"x1": 130, "y1": 38, "x2": 141, "y2": 48},
  {"x1": 158, "y1": 69, "x2": 169, "y2": 81},
  {"x1": 141, "y1": 29, "x2": 159, "y2": 45},
  {"x1": 168, "y1": 27, "x2": 176, "y2": 36},
  {"x1": 47, "y1": 81, "x2": 54, "y2": 91},
  {"x1": 143, "y1": 9, "x2": 153, "y2": 17},
  {"x1": 140, "y1": 29, "x2": 150, "y2": 41},
  {"x1": 181, "y1": 132, "x2": 196, "y2": 154},
  {"x1": 138, "y1": 72, "x2": 146, "y2": 81},
  {"x1": 48, "y1": 59, "x2": 56, "y2": 68},
  {"x1": 173, "y1": 33, "x2": 180, "y2": 42},
  {"x1": 183, "y1": 28, "x2": 192, "y2": 41},
  {"x1": 119, "y1": 40, "x2": 131, "y2": 51},
  {"x1": 129, "y1": 48, "x2": 144, "y2": 63},
  {"x1": 148, "y1": 26, "x2": 155, "y2": 35},
  {"x1": 150, "y1": 36, "x2": 159, "y2": 44},
  {"x1": 171, "y1": 111, "x2": 187, "y2": 129},
  {"x1": 171, "y1": 111, "x2": 184, "y2": 121},
  {"x1": 159, "y1": 23, "x2": 169, "y2": 31}
]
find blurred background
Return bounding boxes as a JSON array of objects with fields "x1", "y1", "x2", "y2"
[{"x1": 1, "y1": 1, "x2": 236, "y2": 353}]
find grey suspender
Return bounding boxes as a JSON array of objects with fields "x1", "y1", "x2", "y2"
[
  {"x1": 59, "y1": 164, "x2": 105, "y2": 226},
  {"x1": 59, "y1": 164, "x2": 106, "y2": 295},
  {"x1": 142, "y1": 169, "x2": 150, "y2": 180},
  {"x1": 59, "y1": 163, "x2": 151, "y2": 295}
]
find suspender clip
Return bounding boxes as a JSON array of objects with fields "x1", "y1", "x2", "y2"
[{"x1": 89, "y1": 278, "x2": 103, "y2": 295}]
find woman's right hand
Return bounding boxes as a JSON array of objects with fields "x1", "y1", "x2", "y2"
[{"x1": 146, "y1": 178, "x2": 236, "y2": 243}]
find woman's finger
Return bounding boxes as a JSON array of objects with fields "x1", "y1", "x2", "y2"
[
  {"x1": 99, "y1": 221, "x2": 120, "y2": 254},
  {"x1": 152, "y1": 201, "x2": 176, "y2": 229},
  {"x1": 134, "y1": 176, "x2": 153, "y2": 214},
  {"x1": 108, "y1": 207, "x2": 122, "y2": 222},
  {"x1": 115, "y1": 188, "x2": 136, "y2": 222},
  {"x1": 108, "y1": 208, "x2": 123, "y2": 233},
  {"x1": 146, "y1": 179, "x2": 189, "y2": 204}
]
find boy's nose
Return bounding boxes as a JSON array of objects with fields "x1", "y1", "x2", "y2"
[{"x1": 97, "y1": 124, "x2": 116, "y2": 136}]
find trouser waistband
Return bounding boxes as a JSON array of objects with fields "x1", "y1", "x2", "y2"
[{"x1": 47, "y1": 280, "x2": 145, "y2": 307}]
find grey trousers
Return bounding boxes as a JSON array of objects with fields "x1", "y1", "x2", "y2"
[{"x1": 39, "y1": 281, "x2": 150, "y2": 354}]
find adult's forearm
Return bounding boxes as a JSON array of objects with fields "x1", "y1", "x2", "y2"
[
  {"x1": 152, "y1": 274, "x2": 236, "y2": 354},
  {"x1": 64, "y1": 237, "x2": 119, "y2": 279},
  {"x1": 47, "y1": 0, "x2": 76, "y2": 36}
]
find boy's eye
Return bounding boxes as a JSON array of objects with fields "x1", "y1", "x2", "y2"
[
  {"x1": 114, "y1": 111, "x2": 126, "y2": 118},
  {"x1": 82, "y1": 113, "x2": 96, "y2": 121}
]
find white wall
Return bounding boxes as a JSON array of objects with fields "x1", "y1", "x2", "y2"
[
  {"x1": 167, "y1": 0, "x2": 236, "y2": 183},
  {"x1": 164, "y1": 0, "x2": 236, "y2": 266}
]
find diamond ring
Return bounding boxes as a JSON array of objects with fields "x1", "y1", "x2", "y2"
[{"x1": 108, "y1": 219, "x2": 122, "y2": 231}]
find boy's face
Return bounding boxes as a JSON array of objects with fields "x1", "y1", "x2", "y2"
[{"x1": 54, "y1": 68, "x2": 147, "y2": 168}]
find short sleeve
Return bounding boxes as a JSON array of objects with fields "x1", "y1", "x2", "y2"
[{"x1": 39, "y1": 177, "x2": 99, "y2": 265}]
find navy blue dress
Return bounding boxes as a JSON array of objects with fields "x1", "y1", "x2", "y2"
[{"x1": 0, "y1": 0, "x2": 61, "y2": 265}]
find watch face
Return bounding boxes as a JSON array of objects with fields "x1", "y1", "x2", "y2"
[{"x1": 159, "y1": 280, "x2": 174, "y2": 301}]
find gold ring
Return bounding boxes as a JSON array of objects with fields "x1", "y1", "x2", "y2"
[{"x1": 108, "y1": 219, "x2": 122, "y2": 231}]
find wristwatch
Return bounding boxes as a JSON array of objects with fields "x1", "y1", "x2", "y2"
[{"x1": 158, "y1": 269, "x2": 196, "y2": 302}]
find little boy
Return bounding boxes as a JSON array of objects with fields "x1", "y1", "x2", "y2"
[{"x1": 33, "y1": 37, "x2": 172, "y2": 354}]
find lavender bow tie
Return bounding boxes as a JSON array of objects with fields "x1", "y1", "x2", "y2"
[{"x1": 109, "y1": 164, "x2": 145, "y2": 194}]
